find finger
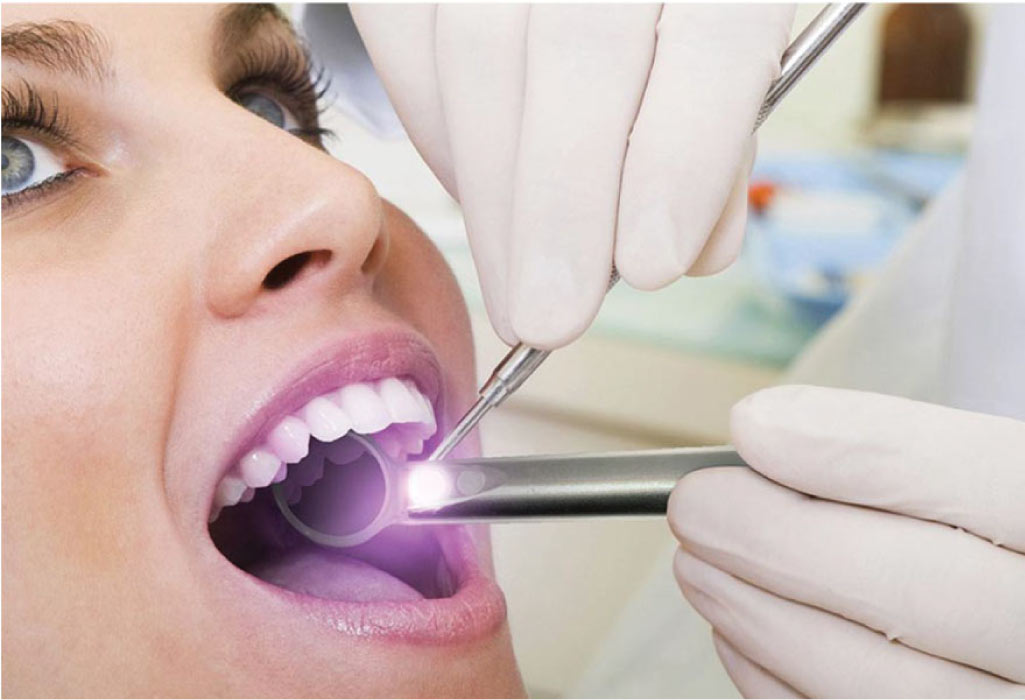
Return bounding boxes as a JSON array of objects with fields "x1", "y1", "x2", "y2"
[
  {"x1": 615, "y1": 5, "x2": 793, "y2": 291},
  {"x1": 686, "y1": 138, "x2": 756, "y2": 277},
  {"x1": 669, "y1": 468, "x2": 1025, "y2": 684},
  {"x1": 712, "y1": 632, "x2": 804, "y2": 699},
  {"x1": 731, "y1": 385, "x2": 1025, "y2": 552},
  {"x1": 350, "y1": 4, "x2": 458, "y2": 197},
  {"x1": 507, "y1": 5, "x2": 661, "y2": 349},
  {"x1": 675, "y1": 550, "x2": 1022, "y2": 697},
  {"x1": 435, "y1": 5, "x2": 529, "y2": 345}
]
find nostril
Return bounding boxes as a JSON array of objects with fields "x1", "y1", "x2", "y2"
[{"x1": 262, "y1": 251, "x2": 331, "y2": 290}]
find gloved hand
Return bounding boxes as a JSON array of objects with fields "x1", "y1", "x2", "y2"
[
  {"x1": 669, "y1": 385, "x2": 1025, "y2": 698},
  {"x1": 351, "y1": 5, "x2": 794, "y2": 349}
]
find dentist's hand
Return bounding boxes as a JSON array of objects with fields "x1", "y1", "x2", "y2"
[
  {"x1": 351, "y1": 5, "x2": 794, "y2": 348},
  {"x1": 669, "y1": 385, "x2": 1025, "y2": 698}
]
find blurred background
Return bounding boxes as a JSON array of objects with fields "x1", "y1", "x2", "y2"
[{"x1": 297, "y1": 4, "x2": 985, "y2": 696}]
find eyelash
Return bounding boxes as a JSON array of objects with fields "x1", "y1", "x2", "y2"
[
  {"x1": 227, "y1": 42, "x2": 336, "y2": 146},
  {"x1": 1, "y1": 43, "x2": 336, "y2": 209},
  {"x1": 2, "y1": 82, "x2": 75, "y2": 146}
]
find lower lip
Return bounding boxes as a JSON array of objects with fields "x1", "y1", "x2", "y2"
[{"x1": 212, "y1": 525, "x2": 507, "y2": 644}]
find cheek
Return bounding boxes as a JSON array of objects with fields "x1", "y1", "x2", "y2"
[
  {"x1": 1, "y1": 252, "x2": 185, "y2": 573},
  {"x1": 374, "y1": 204, "x2": 477, "y2": 406}
]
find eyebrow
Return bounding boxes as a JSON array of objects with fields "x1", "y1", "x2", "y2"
[
  {"x1": 0, "y1": 4, "x2": 294, "y2": 84},
  {"x1": 1, "y1": 19, "x2": 113, "y2": 82}
]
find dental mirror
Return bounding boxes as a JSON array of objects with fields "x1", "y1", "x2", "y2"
[{"x1": 272, "y1": 432, "x2": 402, "y2": 548}]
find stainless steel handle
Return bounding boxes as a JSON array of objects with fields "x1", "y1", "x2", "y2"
[{"x1": 408, "y1": 446, "x2": 747, "y2": 521}]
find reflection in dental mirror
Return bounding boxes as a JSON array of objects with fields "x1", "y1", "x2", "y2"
[{"x1": 273, "y1": 432, "x2": 400, "y2": 547}]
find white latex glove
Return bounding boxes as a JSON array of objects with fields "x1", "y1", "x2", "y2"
[
  {"x1": 351, "y1": 5, "x2": 794, "y2": 349},
  {"x1": 669, "y1": 385, "x2": 1025, "y2": 698}
]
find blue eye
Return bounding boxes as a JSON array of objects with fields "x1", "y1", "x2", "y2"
[
  {"x1": 2, "y1": 135, "x2": 68, "y2": 196},
  {"x1": 237, "y1": 92, "x2": 299, "y2": 131}
]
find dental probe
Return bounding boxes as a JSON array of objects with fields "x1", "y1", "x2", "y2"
[
  {"x1": 403, "y1": 446, "x2": 748, "y2": 522},
  {"x1": 429, "y1": 2, "x2": 866, "y2": 462}
]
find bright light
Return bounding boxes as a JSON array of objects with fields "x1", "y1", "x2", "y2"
[{"x1": 406, "y1": 465, "x2": 452, "y2": 509}]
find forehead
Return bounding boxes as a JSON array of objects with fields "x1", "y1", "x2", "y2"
[
  {"x1": 2, "y1": 5, "x2": 225, "y2": 80},
  {"x1": 1, "y1": 3, "x2": 221, "y2": 31},
  {"x1": 2, "y1": 4, "x2": 297, "y2": 93}
]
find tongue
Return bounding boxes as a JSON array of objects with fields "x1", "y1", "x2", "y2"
[{"x1": 249, "y1": 546, "x2": 423, "y2": 602}]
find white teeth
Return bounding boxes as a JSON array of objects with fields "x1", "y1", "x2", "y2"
[
  {"x1": 210, "y1": 375, "x2": 436, "y2": 523},
  {"x1": 405, "y1": 379, "x2": 437, "y2": 437},
  {"x1": 239, "y1": 448, "x2": 283, "y2": 489},
  {"x1": 378, "y1": 377, "x2": 424, "y2": 424},
  {"x1": 267, "y1": 416, "x2": 310, "y2": 464},
  {"x1": 302, "y1": 397, "x2": 351, "y2": 443},
  {"x1": 215, "y1": 475, "x2": 247, "y2": 508},
  {"x1": 335, "y1": 383, "x2": 390, "y2": 434}
]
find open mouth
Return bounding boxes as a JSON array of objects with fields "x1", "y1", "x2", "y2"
[{"x1": 208, "y1": 376, "x2": 457, "y2": 603}]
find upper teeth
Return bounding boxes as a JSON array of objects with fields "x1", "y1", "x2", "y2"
[{"x1": 209, "y1": 377, "x2": 436, "y2": 521}]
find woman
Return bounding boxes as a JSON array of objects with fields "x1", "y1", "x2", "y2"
[{"x1": 2, "y1": 4, "x2": 523, "y2": 696}]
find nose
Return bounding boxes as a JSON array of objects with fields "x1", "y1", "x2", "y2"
[{"x1": 201, "y1": 123, "x2": 388, "y2": 319}]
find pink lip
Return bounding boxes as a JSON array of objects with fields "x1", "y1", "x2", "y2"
[{"x1": 198, "y1": 327, "x2": 507, "y2": 644}]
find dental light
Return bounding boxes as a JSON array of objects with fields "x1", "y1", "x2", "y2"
[{"x1": 274, "y1": 434, "x2": 748, "y2": 547}]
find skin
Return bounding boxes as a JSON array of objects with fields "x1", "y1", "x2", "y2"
[{"x1": 1, "y1": 4, "x2": 523, "y2": 697}]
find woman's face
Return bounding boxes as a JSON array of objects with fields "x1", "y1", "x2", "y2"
[{"x1": 1, "y1": 4, "x2": 522, "y2": 696}]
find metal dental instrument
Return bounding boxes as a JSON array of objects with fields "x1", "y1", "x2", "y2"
[
  {"x1": 429, "y1": 2, "x2": 866, "y2": 462},
  {"x1": 274, "y1": 437, "x2": 747, "y2": 547},
  {"x1": 403, "y1": 446, "x2": 747, "y2": 522}
]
